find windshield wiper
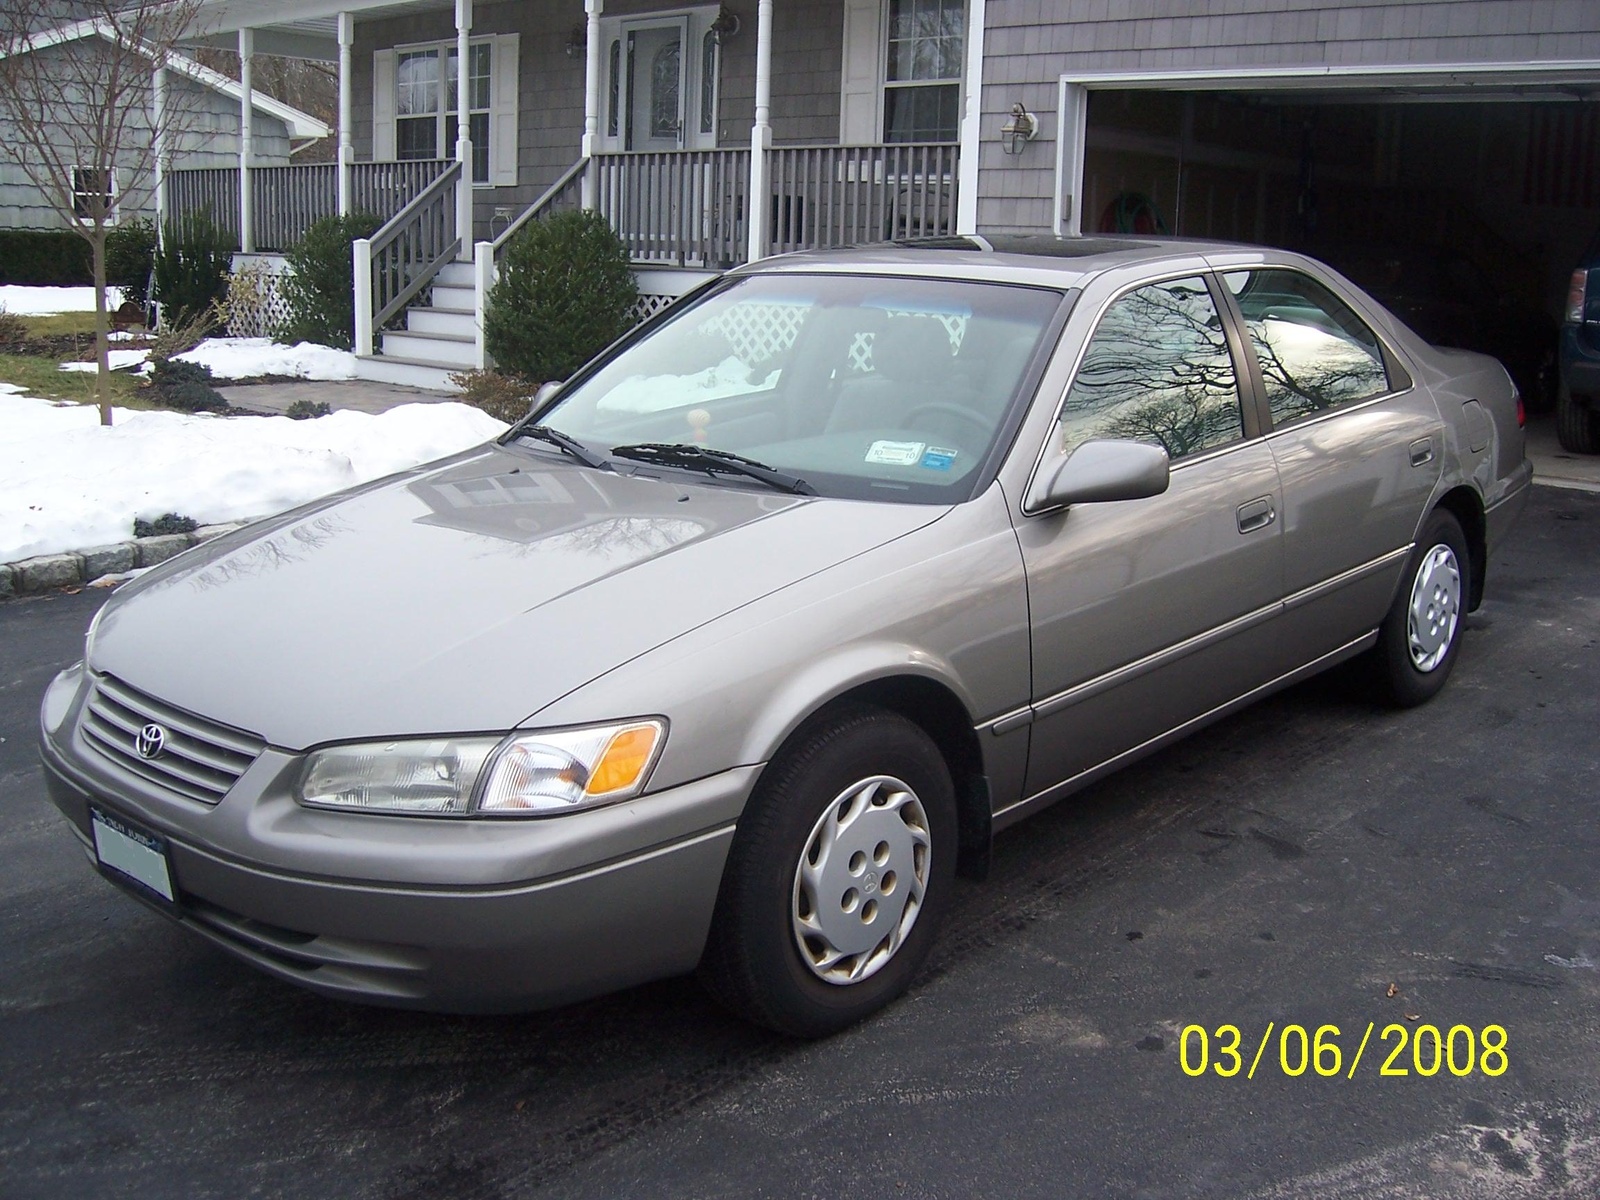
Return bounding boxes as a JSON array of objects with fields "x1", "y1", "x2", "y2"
[
  {"x1": 517, "y1": 425, "x2": 612, "y2": 470},
  {"x1": 609, "y1": 443, "x2": 815, "y2": 495}
]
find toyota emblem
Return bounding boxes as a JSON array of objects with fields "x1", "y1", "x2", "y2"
[{"x1": 135, "y1": 723, "x2": 167, "y2": 760}]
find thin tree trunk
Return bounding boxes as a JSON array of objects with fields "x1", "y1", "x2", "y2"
[{"x1": 92, "y1": 231, "x2": 111, "y2": 426}]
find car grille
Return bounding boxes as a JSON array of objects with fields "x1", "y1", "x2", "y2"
[{"x1": 80, "y1": 674, "x2": 265, "y2": 805}]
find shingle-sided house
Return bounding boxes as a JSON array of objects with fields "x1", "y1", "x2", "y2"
[
  {"x1": 160, "y1": 1, "x2": 1600, "y2": 388},
  {"x1": 0, "y1": 18, "x2": 329, "y2": 233}
]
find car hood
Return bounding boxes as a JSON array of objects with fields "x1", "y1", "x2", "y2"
[{"x1": 89, "y1": 445, "x2": 946, "y2": 749}]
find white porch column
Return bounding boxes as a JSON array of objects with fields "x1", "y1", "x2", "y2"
[
  {"x1": 955, "y1": 0, "x2": 986, "y2": 236},
  {"x1": 745, "y1": 0, "x2": 773, "y2": 263},
  {"x1": 152, "y1": 64, "x2": 168, "y2": 249},
  {"x1": 338, "y1": 12, "x2": 354, "y2": 216},
  {"x1": 238, "y1": 27, "x2": 254, "y2": 253},
  {"x1": 581, "y1": 0, "x2": 603, "y2": 208},
  {"x1": 454, "y1": 0, "x2": 473, "y2": 256}
]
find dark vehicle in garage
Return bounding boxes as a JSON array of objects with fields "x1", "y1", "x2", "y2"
[{"x1": 1559, "y1": 228, "x2": 1600, "y2": 454}]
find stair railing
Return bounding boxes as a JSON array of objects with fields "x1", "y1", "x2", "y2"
[{"x1": 353, "y1": 160, "x2": 463, "y2": 357}]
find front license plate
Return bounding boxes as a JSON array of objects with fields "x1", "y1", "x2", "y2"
[{"x1": 90, "y1": 805, "x2": 176, "y2": 903}]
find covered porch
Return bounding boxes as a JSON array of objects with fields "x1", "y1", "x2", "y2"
[{"x1": 173, "y1": 0, "x2": 979, "y2": 381}]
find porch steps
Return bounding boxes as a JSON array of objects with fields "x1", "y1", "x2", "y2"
[{"x1": 354, "y1": 260, "x2": 480, "y2": 391}]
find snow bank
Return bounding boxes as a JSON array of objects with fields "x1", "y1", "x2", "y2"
[
  {"x1": 60, "y1": 349, "x2": 150, "y2": 372},
  {"x1": 1, "y1": 394, "x2": 508, "y2": 562},
  {"x1": 163, "y1": 338, "x2": 359, "y2": 381},
  {"x1": 0, "y1": 285, "x2": 125, "y2": 316}
]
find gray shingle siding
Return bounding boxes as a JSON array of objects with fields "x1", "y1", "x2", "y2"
[{"x1": 976, "y1": 0, "x2": 1600, "y2": 233}]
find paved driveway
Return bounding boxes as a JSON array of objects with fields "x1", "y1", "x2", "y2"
[{"x1": 2, "y1": 487, "x2": 1596, "y2": 1199}]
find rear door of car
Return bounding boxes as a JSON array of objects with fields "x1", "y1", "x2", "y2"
[
  {"x1": 1211, "y1": 259, "x2": 1445, "y2": 662},
  {"x1": 1008, "y1": 265, "x2": 1287, "y2": 803}
]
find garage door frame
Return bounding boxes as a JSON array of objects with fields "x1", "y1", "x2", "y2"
[{"x1": 1053, "y1": 60, "x2": 1600, "y2": 236}]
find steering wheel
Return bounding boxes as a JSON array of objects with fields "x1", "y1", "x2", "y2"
[{"x1": 902, "y1": 402, "x2": 993, "y2": 444}]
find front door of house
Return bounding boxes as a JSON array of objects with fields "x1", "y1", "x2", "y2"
[{"x1": 626, "y1": 20, "x2": 688, "y2": 152}]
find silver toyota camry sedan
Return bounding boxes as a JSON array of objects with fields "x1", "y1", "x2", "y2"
[{"x1": 39, "y1": 236, "x2": 1532, "y2": 1036}]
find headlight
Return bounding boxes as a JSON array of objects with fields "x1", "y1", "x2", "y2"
[{"x1": 298, "y1": 719, "x2": 666, "y2": 817}]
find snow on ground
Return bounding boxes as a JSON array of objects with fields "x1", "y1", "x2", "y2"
[
  {"x1": 60, "y1": 349, "x2": 150, "y2": 372},
  {"x1": 1, "y1": 393, "x2": 508, "y2": 563},
  {"x1": 164, "y1": 338, "x2": 359, "y2": 381},
  {"x1": 0, "y1": 285, "x2": 125, "y2": 316}
]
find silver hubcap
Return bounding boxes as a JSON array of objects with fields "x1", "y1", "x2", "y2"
[
  {"x1": 1406, "y1": 543, "x2": 1461, "y2": 672},
  {"x1": 791, "y1": 775, "x2": 931, "y2": 986}
]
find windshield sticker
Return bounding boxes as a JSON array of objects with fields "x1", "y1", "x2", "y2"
[
  {"x1": 865, "y1": 440, "x2": 926, "y2": 466},
  {"x1": 920, "y1": 446, "x2": 958, "y2": 471}
]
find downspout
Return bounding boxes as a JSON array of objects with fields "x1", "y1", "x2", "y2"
[{"x1": 152, "y1": 64, "x2": 167, "y2": 253}]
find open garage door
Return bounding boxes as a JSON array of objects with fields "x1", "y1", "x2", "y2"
[{"x1": 1053, "y1": 64, "x2": 1600, "y2": 400}]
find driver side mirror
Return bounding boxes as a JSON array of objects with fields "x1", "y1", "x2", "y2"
[
  {"x1": 1026, "y1": 439, "x2": 1170, "y2": 512},
  {"x1": 526, "y1": 379, "x2": 563, "y2": 419}
]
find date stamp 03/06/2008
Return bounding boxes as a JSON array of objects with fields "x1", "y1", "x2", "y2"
[{"x1": 1178, "y1": 1021, "x2": 1509, "y2": 1080}]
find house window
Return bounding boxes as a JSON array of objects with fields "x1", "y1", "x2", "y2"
[
  {"x1": 883, "y1": 0, "x2": 963, "y2": 143},
  {"x1": 395, "y1": 40, "x2": 492, "y2": 182},
  {"x1": 73, "y1": 167, "x2": 115, "y2": 222},
  {"x1": 608, "y1": 40, "x2": 621, "y2": 137},
  {"x1": 700, "y1": 31, "x2": 717, "y2": 135}
]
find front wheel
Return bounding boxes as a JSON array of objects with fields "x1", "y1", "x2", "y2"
[
  {"x1": 1366, "y1": 509, "x2": 1469, "y2": 707},
  {"x1": 699, "y1": 707, "x2": 958, "y2": 1038}
]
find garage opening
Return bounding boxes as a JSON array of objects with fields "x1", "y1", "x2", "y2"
[{"x1": 1055, "y1": 69, "x2": 1600, "y2": 407}]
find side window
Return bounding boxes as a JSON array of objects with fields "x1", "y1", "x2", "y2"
[
  {"x1": 1059, "y1": 276, "x2": 1244, "y2": 461},
  {"x1": 1223, "y1": 268, "x2": 1391, "y2": 426}
]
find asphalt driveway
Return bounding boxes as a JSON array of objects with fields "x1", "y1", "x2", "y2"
[{"x1": 1, "y1": 486, "x2": 1596, "y2": 1199}]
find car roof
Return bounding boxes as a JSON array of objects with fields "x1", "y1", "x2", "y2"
[{"x1": 739, "y1": 234, "x2": 1300, "y2": 290}]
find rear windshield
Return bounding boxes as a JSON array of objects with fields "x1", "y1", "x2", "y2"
[{"x1": 532, "y1": 273, "x2": 1064, "y2": 503}]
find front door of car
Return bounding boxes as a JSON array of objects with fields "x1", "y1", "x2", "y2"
[
  {"x1": 1014, "y1": 273, "x2": 1286, "y2": 800},
  {"x1": 1216, "y1": 266, "x2": 1446, "y2": 661}
]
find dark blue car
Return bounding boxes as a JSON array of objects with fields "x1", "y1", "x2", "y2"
[{"x1": 1560, "y1": 230, "x2": 1600, "y2": 453}]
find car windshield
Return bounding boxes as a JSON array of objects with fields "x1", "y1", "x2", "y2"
[{"x1": 528, "y1": 273, "x2": 1064, "y2": 502}]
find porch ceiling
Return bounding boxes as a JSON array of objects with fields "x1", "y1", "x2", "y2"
[{"x1": 185, "y1": 0, "x2": 456, "y2": 61}]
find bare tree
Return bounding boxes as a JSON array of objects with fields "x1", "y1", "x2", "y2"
[{"x1": 0, "y1": 0, "x2": 204, "y2": 425}]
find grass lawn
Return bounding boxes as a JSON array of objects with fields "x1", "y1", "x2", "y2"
[
  {"x1": 20, "y1": 312, "x2": 104, "y2": 338},
  {"x1": 0, "y1": 353, "x2": 151, "y2": 408}
]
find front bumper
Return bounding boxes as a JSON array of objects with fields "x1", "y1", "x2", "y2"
[{"x1": 41, "y1": 674, "x2": 754, "y2": 1013}]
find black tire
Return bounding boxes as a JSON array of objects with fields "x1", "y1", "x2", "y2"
[
  {"x1": 698, "y1": 706, "x2": 958, "y2": 1038},
  {"x1": 1556, "y1": 381, "x2": 1600, "y2": 455},
  {"x1": 1367, "y1": 509, "x2": 1470, "y2": 708}
]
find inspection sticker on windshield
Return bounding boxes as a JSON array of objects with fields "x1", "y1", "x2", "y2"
[
  {"x1": 865, "y1": 440, "x2": 925, "y2": 466},
  {"x1": 920, "y1": 446, "x2": 958, "y2": 471}
]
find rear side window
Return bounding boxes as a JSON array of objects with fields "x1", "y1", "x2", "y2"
[
  {"x1": 1223, "y1": 268, "x2": 1391, "y2": 426},
  {"x1": 1058, "y1": 276, "x2": 1244, "y2": 462}
]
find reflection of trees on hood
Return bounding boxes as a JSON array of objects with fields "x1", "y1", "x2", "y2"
[{"x1": 1063, "y1": 284, "x2": 1241, "y2": 460}]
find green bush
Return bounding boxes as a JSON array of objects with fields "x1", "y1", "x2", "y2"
[
  {"x1": 106, "y1": 219, "x2": 157, "y2": 293},
  {"x1": 485, "y1": 209, "x2": 637, "y2": 382},
  {"x1": 278, "y1": 212, "x2": 381, "y2": 349},
  {"x1": 285, "y1": 398, "x2": 332, "y2": 419},
  {"x1": 147, "y1": 357, "x2": 229, "y2": 413},
  {"x1": 0, "y1": 230, "x2": 92, "y2": 285},
  {"x1": 153, "y1": 213, "x2": 234, "y2": 330},
  {"x1": 134, "y1": 513, "x2": 198, "y2": 537}
]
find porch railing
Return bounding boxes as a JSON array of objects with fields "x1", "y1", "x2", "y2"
[
  {"x1": 592, "y1": 149, "x2": 751, "y2": 268},
  {"x1": 166, "y1": 168, "x2": 240, "y2": 243},
  {"x1": 765, "y1": 143, "x2": 958, "y2": 256},
  {"x1": 353, "y1": 160, "x2": 463, "y2": 357},
  {"x1": 165, "y1": 159, "x2": 454, "y2": 251}
]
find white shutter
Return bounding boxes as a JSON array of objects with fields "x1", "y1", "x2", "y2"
[
  {"x1": 490, "y1": 33, "x2": 520, "y2": 186},
  {"x1": 840, "y1": 0, "x2": 882, "y2": 144},
  {"x1": 373, "y1": 49, "x2": 397, "y2": 161}
]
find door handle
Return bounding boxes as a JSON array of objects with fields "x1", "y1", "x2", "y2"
[
  {"x1": 1237, "y1": 496, "x2": 1276, "y2": 534},
  {"x1": 1409, "y1": 437, "x2": 1434, "y2": 467}
]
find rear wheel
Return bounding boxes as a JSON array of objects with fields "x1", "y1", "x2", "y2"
[
  {"x1": 1556, "y1": 381, "x2": 1600, "y2": 454},
  {"x1": 699, "y1": 707, "x2": 957, "y2": 1038},
  {"x1": 1367, "y1": 509, "x2": 1469, "y2": 707}
]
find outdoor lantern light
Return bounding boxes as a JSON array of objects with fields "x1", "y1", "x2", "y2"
[
  {"x1": 711, "y1": 8, "x2": 741, "y2": 42},
  {"x1": 1000, "y1": 102, "x2": 1038, "y2": 155},
  {"x1": 565, "y1": 25, "x2": 585, "y2": 58}
]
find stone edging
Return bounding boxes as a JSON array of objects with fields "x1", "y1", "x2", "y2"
[{"x1": 0, "y1": 523, "x2": 250, "y2": 600}]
